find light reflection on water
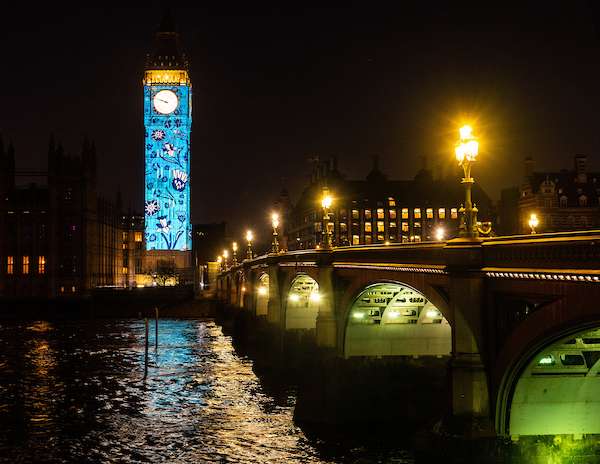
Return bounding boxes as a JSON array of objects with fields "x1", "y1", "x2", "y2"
[{"x1": 0, "y1": 319, "x2": 413, "y2": 463}]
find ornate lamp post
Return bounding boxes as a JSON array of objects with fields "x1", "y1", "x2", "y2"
[
  {"x1": 321, "y1": 189, "x2": 333, "y2": 249},
  {"x1": 271, "y1": 212, "x2": 280, "y2": 253},
  {"x1": 232, "y1": 241, "x2": 238, "y2": 265},
  {"x1": 246, "y1": 230, "x2": 254, "y2": 259},
  {"x1": 455, "y1": 125, "x2": 480, "y2": 238},
  {"x1": 222, "y1": 249, "x2": 229, "y2": 270},
  {"x1": 528, "y1": 213, "x2": 539, "y2": 234}
]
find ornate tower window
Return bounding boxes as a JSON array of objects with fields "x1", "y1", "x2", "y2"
[{"x1": 560, "y1": 195, "x2": 568, "y2": 207}]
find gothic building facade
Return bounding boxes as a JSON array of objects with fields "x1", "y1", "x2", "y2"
[{"x1": 0, "y1": 137, "x2": 124, "y2": 298}]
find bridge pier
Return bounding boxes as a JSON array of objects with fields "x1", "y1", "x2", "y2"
[
  {"x1": 315, "y1": 264, "x2": 337, "y2": 349},
  {"x1": 446, "y1": 239, "x2": 493, "y2": 436}
]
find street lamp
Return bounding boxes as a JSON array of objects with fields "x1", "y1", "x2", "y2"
[
  {"x1": 232, "y1": 241, "x2": 238, "y2": 265},
  {"x1": 455, "y1": 124, "x2": 480, "y2": 238},
  {"x1": 222, "y1": 249, "x2": 229, "y2": 269},
  {"x1": 435, "y1": 226, "x2": 446, "y2": 241},
  {"x1": 271, "y1": 212, "x2": 280, "y2": 253},
  {"x1": 321, "y1": 189, "x2": 333, "y2": 249},
  {"x1": 528, "y1": 213, "x2": 539, "y2": 234},
  {"x1": 217, "y1": 255, "x2": 223, "y2": 272},
  {"x1": 246, "y1": 229, "x2": 254, "y2": 259}
]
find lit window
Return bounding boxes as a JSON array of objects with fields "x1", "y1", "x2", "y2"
[
  {"x1": 22, "y1": 256, "x2": 29, "y2": 274},
  {"x1": 388, "y1": 197, "x2": 396, "y2": 207},
  {"x1": 426, "y1": 208, "x2": 433, "y2": 219},
  {"x1": 402, "y1": 222, "x2": 409, "y2": 232},
  {"x1": 401, "y1": 235, "x2": 409, "y2": 243},
  {"x1": 389, "y1": 209, "x2": 397, "y2": 219},
  {"x1": 414, "y1": 222, "x2": 421, "y2": 228},
  {"x1": 7, "y1": 256, "x2": 14, "y2": 275},
  {"x1": 438, "y1": 208, "x2": 446, "y2": 219},
  {"x1": 72, "y1": 286, "x2": 76, "y2": 293},
  {"x1": 377, "y1": 234, "x2": 384, "y2": 242},
  {"x1": 414, "y1": 235, "x2": 422, "y2": 242},
  {"x1": 340, "y1": 222, "x2": 348, "y2": 233},
  {"x1": 414, "y1": 208, "x2": 421, "y2": 219},
  {"x1": 377, "y1": 221, "x2": 385, "y2": 232},
  {"x1": 60, "y1": 286, "x2": 65, "y2": 293},
  {"x1": 451, "y1": 208, "x2": 458, "y2": 219},
  {"x1": 122, "y1": 267, "x2": 128, "y2": 274},
  {"x1": 38, "y1": 256, "x2": 46, "y2": 274},
  {"x1": 377, "y1": 208, "x2": 384, "y2": 219},
  {"x1": 389, "y1": 221, "x2": 397, "y2": 228},
  {"x1": 389, "y1": 235, "x2": 396, "y2": 240},
  {"x1": 365, "y1": 235, "x2": 372, "y2": 244},
  {"x1": 579, "y1": 195, "x2": 588, "y2": 207},
  {"x1": 402, "y1": 208, "x2": 409, "y2": 219},
  {"x1": 122, "y1": 231, "x2": 128, "y2": 241},
  {"x1": 352, "y1": 235, "x2": 360, "y2": 245},
  {"x1": 364, "y1": 209, "x2": 372, "y2": 220},
  {"x1": 352, "y1": 209, "x2": 359, "y2": 219},
  {"x1": 365, "y1": 222, "x2": 372, "y2": 233},
  {"x1": 122, "y1": 243, "x2": 128, "y2": 250},
  {"x1": 134, "y1": 231, "x2": 142, "y2": 242}
]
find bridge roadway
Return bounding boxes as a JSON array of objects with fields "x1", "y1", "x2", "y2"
[{"x1": 216, "y1": 230, "x2": 600, "y2": 440}]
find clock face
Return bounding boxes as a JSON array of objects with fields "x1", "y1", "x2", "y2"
[{"x1": 153, "y1": 89, "x2": 178, "y2": 114}]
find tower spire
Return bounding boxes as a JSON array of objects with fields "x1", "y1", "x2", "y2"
[{"x1": 145, "y1": 6, "x2": 188, "y2": 71}]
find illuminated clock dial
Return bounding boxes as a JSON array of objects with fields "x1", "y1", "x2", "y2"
[{"x1": 153, "y1": 89, "x2": 178, "y2": 114}]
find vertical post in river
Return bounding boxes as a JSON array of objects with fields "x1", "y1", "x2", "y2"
[
  {"x1": 155, "y1": 307, "x2": 159, "y2": 351},
  {"x1": 144, "y1": 318, "x2": 149, "y2": 379}
]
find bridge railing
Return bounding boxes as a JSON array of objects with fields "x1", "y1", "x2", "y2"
[{"x1": 219, "y1": 229, "x2": 600, "y2": 277}]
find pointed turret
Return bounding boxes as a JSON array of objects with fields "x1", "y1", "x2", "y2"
[{"x1": 145, "y1": 7, "x2": 188, "y2": 71}]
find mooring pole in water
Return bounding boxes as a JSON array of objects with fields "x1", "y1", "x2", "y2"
[
  {"x1": 154, "y1": 307, "x2": 159, "y2": 351},
  {"x1": 144, "y1": 318, "x2": 149, "y2": 379}
]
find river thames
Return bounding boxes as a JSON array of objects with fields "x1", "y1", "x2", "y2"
[{"x1": 0, "y1": 319, "x2": 414, "y2": 463}]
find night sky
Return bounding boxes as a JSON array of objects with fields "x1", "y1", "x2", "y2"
[{"x1": 2, "y1": 3, "x2": 600, "y2": 239}]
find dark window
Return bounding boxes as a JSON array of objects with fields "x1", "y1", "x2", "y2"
[{"x1": 560, "y1": 354, "x2": 585, "y2": 366}]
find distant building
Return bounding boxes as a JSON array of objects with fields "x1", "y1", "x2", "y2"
[
  {"x1": 285, "y1": 156, "x2": 493, "y2": 249},
  {"x1": 120, "y1": 213, "x2": 145, "y2": 288},
  {"x1": 192, "y1": 222, "x2": 227, "y2": 294},
  {"x1": 517, "y1": 155, "x2": 600, "y2": 234},
  {"x1": 0, "y1": 137, "x2": 124, "y2": 298}
]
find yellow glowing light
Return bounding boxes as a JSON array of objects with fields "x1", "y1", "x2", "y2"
[
  {"x1": 223, "y1": 249, "x2": 229, "y2": 259},
  {"x1": 387, "y1": 310, "x2": 399, "y2": 319},
  {"x1": 529, "y1": 213, "x2": 539, "y2": 229},
  {"x1": 352, "y1": 312, "x2": 364, "y2": 320},
  {"x1": 456, "y1": 125, "x2": 479, "y2": 163},
  {"x1": 459, "y1": 124, "x2": 473, "y2": 140},
  {"x1": 309, "y1": 292, "x2": 321, "y2": 303},
  {"x1": 258, "y1": 286, "x2": 268, "y2": 296},
  {"x1": 289, "y1": 293, "x2": 300, "y2": 302},
  {"x1": 143, "y1": 69, "x2": 190, "y2": 85},
  {"x1": 246, "y1": 230, "x2": 254, "y2": 242},
  {"x1": 271, "y1": 212, "x2": 280, "y2": 229},
  {"x1": 217, "y1": 256, "x2": 222, "y2": 263},
  {"x1": 384, "y1": 240, "x2": 390, "y2": 245},
  {"x1": 232, "y1": 241, "x2": 238, "y2": 252},
  {"x1": 241, "y1": 286, "x2": 246, "y2": 292},
  {"x1": 321, "y1": 195, "x2": 333, "y2": 209},
  {"x1": 435, "y1": 227, "x2": 446, "y2": 241}
]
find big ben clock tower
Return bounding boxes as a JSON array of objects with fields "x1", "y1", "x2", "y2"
[{"x1": 143, "y1": 11, "x2": 192, "y2": 255}]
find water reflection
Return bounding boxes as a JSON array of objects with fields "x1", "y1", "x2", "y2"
[{"x1": 0, "y1": 319, "x2": 413, "y2": 463}]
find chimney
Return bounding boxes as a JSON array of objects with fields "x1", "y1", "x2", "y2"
[
  {"x1": 574, "y1": 154, "x2": 587, "y2": 183},
  {"x1": 524, "y1": 157, "x2": 535, "y2": 177}
]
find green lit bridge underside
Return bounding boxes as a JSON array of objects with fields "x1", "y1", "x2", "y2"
[{"x1": 218, "y1": 230, "x2": 600, "y2": 439}]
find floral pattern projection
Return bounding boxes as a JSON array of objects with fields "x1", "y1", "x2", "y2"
[{"x1": 144, "y1": 84, "x2": 192, "y2": 250}]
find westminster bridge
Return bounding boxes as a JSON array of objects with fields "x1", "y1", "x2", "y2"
[{"x1": 215, "y1": 230, "x2": 600, "y2": 441}]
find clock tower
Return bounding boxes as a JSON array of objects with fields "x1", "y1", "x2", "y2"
[{"x1": 143, "y1": 11, "x2": 192, "y2": 252}]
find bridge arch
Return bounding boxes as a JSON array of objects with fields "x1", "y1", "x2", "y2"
[
  {"x1": 284, "y1": 273, "x2": 320, "y2": 330},
  {"x1": 255, "y1": 272, "x2": 270, "y2": 317},
  {"x1": 496, "y1": 321, "x2": 600, "y2": 438},
  {"x1": 342, "y1": 281, "x2": 451, "y2": 358}
]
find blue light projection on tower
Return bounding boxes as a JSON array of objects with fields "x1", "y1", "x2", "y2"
[{"x1": 144, "y1": 73, "x2": 192, "y2": 251}]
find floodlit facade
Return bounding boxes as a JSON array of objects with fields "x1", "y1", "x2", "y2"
[{"x1": 143, "y1": 14, "x2": 192, "y2": 252}]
